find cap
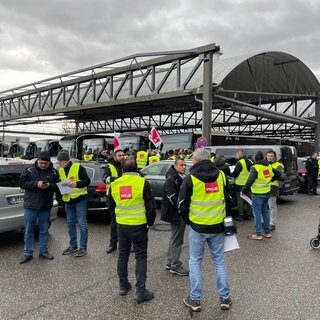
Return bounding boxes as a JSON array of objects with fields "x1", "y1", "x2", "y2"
[
  {"x1": 38, "y1": 151, "x2": 51, "y2": 162},
  {"x1": 57, "y1": 150, "x2": 70, "y2": 161}
]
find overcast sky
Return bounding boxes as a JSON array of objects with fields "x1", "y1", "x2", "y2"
[{"x1": 0, "y1": 0, "x2": 319, "y2": 92}]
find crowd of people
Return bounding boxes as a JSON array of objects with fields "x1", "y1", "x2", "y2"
[{"x1": 17, "y1": 144, "x2": 319, "y2": 313}]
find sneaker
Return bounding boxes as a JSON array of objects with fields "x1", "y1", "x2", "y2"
[
  {"x1": 134, "y1": 289, "x2": 154, "y2": 304},
  {"x1": 170, "y1": 265, "x2": 189, "y2": 276},
  {"x1": 262, "y1": 233, "x2": 272, "y2": 238},
  {"x1": 20, "y1": 255, "x2": 33, "y2": 264},
  {"x1": 62, "y1": 246, "x2": 78, "y2": 255},
  {"x1": 183, "y1": 296, "x2": 201, "y2": 312},
  {"x1": 166, "y1": 264, "x2": 171, "y2": 270},
  {"x1": 119, "y1": 282, "x2": 132, "y2": 296},
  {"x1": 220, "y1": 297, "x2": 232, "y2": 310},
  {"x1": 75, "y1": 248, "x2": 87, "y2": 257},
  {"x1": 248, "y1": 233, "x2": 263, "y2": 240},
  {"x1": 39, "y1": 251, "x2": 54, "y2": 260}
]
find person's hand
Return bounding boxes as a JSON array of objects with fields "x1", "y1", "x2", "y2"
[
  {"x1": 69, "y1": 182, "x2": 77, "y2": 188},
  {"x1": 38, "y1": 181, "x2": 49, "y2": 189}
]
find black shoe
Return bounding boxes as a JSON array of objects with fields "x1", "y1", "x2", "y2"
[
  {"x1": 165, "y1": 264, "x2": 171, "y2": 270},
  {"x1": 20, "y1": 255, "x2": 33, "y2": 264},
  {"x1": 119, "y1": 282, "x2": 132, "y2": 296},
  {"x1": 134, "y1": 289, "x2": 154, "y2": 304},
  {"x1": 62, "y1": 246, "x2": 78, "y2": 255},
  {"x1": 106, "y1": 245, "x2": 117, "y2": 254},
  {"x1": 75, "y1": 248, "x2": 87, "y2": 257},
  {"x1": 39, "y1": 251, "x2": 54, "y2": 260},
  {"x1": 220, "y1": 297, "x2": 232, "y2": 310}
]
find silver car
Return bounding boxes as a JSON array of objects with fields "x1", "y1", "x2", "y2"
[
  {"x1": 140, "y1": 160, "x2": 193, "y2": 201},
  {"x1": 0, "y1": 158, "x2": 58, "y2": 233}
]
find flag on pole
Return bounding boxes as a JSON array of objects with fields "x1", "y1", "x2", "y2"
[
  {"x1": 149, "y1": 127, "x2": 162, "y2": 148},
  {"x1": 114, "y1": 132, "x2": 121, "y2": 151}
]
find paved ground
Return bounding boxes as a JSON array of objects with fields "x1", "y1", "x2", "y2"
[{"x1": 1, "y1": 192, "x2": 320, "y2": 320}]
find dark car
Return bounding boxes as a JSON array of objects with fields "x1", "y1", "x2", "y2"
[
  {"x1": 140, "y1": 160, "x2": 193, "y2": 201},
  {"x1": 297, "y1": 157, "x2": 308, "y2": 193},
  {"x1": 55, "y1": 160, "x2": 109, "y2": 219}
]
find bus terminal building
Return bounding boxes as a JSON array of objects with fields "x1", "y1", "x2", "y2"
[{"x1": 1, "y1": 43, "x2": 320, "y2": 152}]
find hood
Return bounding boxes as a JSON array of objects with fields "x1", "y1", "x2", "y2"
[
  {"x1": 189, "y1": 160, "x2": 219, "y2": 182},
  {"x1": 165, "y1": 165, "x2": 179, "y2": 179},
  {"x1": 255, "y1": 159, "x2": 269, "y2": 166}
]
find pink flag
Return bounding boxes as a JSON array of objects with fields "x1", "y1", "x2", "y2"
[
  {"x1": 149, "y1": 127, "x2": 162, "y2": 148},
  {"x1": 114, "y1": 132, "x2": 121, "y2": 151}
]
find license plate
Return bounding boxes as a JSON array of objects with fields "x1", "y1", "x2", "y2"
[{"x1": 7, "y1": 195, "x2": 24, "y2": 205}]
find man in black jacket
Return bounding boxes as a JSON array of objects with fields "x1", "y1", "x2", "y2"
[
  {"x1": 179, "y1": 148, "x2": 233, "y2": 312},
  {"x1": 19, "y1": 151, "x2": 60, "y2": 264},
  {"x1": 108, "y1": 159, "x2": 157, "y2": 303},
  {"x1": 305, "y1": 152, "x2": 319, "y2": 195},
  {"x1": 161, "y1": 158, "x2": 189, "y2": 276}
]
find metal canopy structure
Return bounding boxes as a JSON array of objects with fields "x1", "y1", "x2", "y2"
[{"x1": 1, "y1": 43, "x2": 320, "y2": 148}]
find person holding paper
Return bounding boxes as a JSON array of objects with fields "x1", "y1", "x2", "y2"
[
  {"x1": 241, "y1": 151, "x2": 282, "y2": 241},
  {"x1": 179, "y1": 148, "x2": 233, "y2": 312},
  {"x1": 57, "y1": 150, "x2": 90, "y2": 257}
]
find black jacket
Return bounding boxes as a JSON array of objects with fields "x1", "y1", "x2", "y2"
[
  {"x1": 108, "y1": 173, "x2": 157, "y2": 227},
  {"x1": 104, "y1": 159, "x2": 122, "y2": 183},
  {"x1": 59, "y1": 161, "x2": 91, "y2": 204},
  {"x1": 305, "y1": 157, "x2": 319, "y2": 176},
  {"x1": 241, "y1": 160, "x2": 282, "y2": 196},
  {"x1": 160, "y1": 166, "x2": 184, "y2": 224},
  {"x1": 178, "y1": 160, "x2": 232, "y2": 234},
  {"x1": 19, "y1": 161, "x2": 60, "y2": 210}
]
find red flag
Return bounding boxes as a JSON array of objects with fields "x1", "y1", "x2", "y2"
[
  {"x1": 114, "y1": 132, "x2": 121, "y2": 151},
  {"x1": 149, "y1": 127, "x2": 162, "y2": 148}
]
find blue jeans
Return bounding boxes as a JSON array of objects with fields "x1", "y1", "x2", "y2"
[
  {"x1": 24, "y1": 208, "x2": 51, "y2": 256},
  {"x1": 252, "y1": 194, "x2": 270, "y2": 234},
  {"x1": 188, "y1": 227, "x2": 230, "y2": 301},
  {"x1": 65, "y1": 199, "x2": 88, "y2": 249}
]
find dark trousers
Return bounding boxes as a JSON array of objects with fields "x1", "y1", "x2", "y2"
[
  {"x1": 117, "y1": 225, "x2": 148, "y2": 293},
  {"x1": 307, "y1": 173, "x2": 318, "y2": 194},
  {"x1": 109, "y1": 214, "x2": 118, "y2": 246}
]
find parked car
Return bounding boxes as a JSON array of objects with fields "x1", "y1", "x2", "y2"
[
  {"x1": 54, "y1": 160, "x2": 109, "y2": 219},
  {"x1": 0, "y1": 158, "x2": 58, "y2": 233},
  {"x1": 297, "y1": 157, "x2": 308, "y2": 193},
  {"x1": 140, "y1": 160, "x2": 193, "y2": 201}
]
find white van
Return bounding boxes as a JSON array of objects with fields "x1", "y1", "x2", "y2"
[{"x1": 205, "y1": 145, "x2": 299, "y2": 196}]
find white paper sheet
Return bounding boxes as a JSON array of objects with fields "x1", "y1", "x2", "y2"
[
  {"x1": 224, "y1": 234, "x2": 240, "y2": 252},
  {"x1": 240, "y1": 193, "x2": 252, "y2": 206},
  {"x1": 57, "y1": 180, "x2": 74, "y2": 195}
]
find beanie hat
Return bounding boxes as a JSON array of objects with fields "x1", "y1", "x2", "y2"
[
  {"x1": 255, "y1": 151, "x2": 264, "y2": 162},
  {"x1": 38, "y1": 151, "x2": 51, "y2": 162},
  {"x1": 57, "y1": 150, "x2": 70, "y2": 161}
]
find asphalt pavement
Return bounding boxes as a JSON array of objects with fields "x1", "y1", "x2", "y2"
[{"x1": 1, "y1": 193, "x2": 320, "y2": 320}]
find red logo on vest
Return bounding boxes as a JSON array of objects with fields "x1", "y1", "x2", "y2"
[
  {"x1": 263, "y1": 169, "x2": 271, "y2": 178},
  {"x1": 205, "y1": 181, "x2": 219, "y2": 193},
  {"x1": 120, "y1": 186, "x2": 132, "y2": 200}
]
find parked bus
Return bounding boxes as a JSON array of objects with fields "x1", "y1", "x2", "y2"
[
  {"x1": 59, "y1": 134, "x2": 113, "y2": 160},
  {"x1": 206, "y1": 145, "x2": 299, "y2": 196}
]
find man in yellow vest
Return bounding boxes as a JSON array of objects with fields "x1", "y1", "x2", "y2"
[
  {"x1": 266, "y1": 150, "x2": 284, "y2": 231},
  {"x1": 241, "y1": 151, "x2": 282, "y2": 240},
  {"x1": 179, "y1": 148, "x2": 233, "y2": 312},
  {"x1": 105, "y1": 149, "x2": 125, "y2": 254},
  {"x1": 229, "y1": 150, "x2": 253, "y2": 221},
  {"x1": 136, "y1": 146, "x2": 148, "y2": 169},
  {"x1": 148, "y1": 150, "x2": 161, "y2": 164},
  {"x1": 83, "y1": 148, "x2": 94, "y2": 161},
  {"x1": 57, "y1": 150, "x2": 91, "y2": 257},
  {"x1": 108, "y1": 159, "x2": 156, "y2": 303}
]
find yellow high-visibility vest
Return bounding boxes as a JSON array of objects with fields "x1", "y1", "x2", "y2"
[
  {"x1": 189, "y1": 172, "x2": 226, "y2": 226},
  {"x1": 111, "y1": 174, "x2": 147, "y2": 225},
  {"x1": 251, "y1": 164, "x2": 274, "y2": 194},
  {"x1": 136, "y1": 151, "x2": 148, "y2": 169},
  {"x1": 59, "y1": 163, "x2": 88, "y2": 202},
  {"x1": 270, "y1": 161, "x2": 283, "y2": 187},
  {"x1": 83, "y1": 154, "x2": 94, "y2": 161},
  {"x1": 148, "y1": 155, "x2": 160, "y2": 164},
  {"x1": 235, "y1": 158, "x2": 251, "y2": 186}
]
